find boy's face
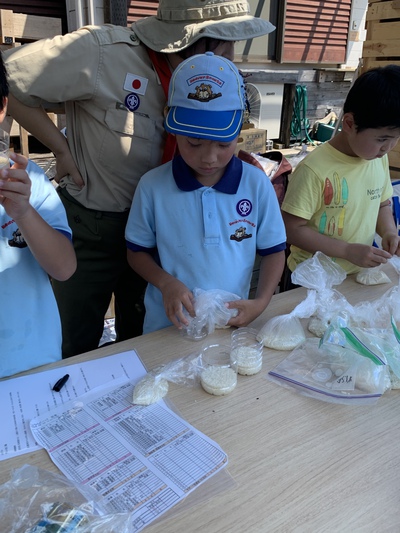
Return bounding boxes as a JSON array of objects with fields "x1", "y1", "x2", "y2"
[
  {"x1": 344, "y1": 114, "x2": 400, "y2": 160},
  {"x1": 175, "y1": 135, "x2": 238, "y2": 185}
]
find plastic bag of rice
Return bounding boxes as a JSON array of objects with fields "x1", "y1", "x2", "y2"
[{"x1": 257, "y1": 290, "x2": 316, "y2": 350}]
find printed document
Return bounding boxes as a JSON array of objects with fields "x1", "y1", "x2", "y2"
[
  {"x1": 30, "y1": 378, "x2": 228, "y2": 532},
  {"x1": 0, "y1": 350, "x2": 146, "y2": 459}
]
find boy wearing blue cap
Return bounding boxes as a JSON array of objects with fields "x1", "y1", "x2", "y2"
[{"x1": 125, "y1": 52, "x2": 286, "y2": 333}]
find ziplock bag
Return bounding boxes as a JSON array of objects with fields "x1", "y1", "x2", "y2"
[{"x1": 268, "y1": 337, "x2": 389, "y2": 405}]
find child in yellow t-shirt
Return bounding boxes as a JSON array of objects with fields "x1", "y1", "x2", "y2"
[{"x1": 282, "y1": 65, "x2": 400, "y2": 276}]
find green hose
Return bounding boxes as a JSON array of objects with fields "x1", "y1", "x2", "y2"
[{"x1": 290, "y1": 85, "x2": 316, "y2": 145}]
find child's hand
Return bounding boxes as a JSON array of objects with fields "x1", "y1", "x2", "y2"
[
  {"x1": 346, "y1": 242, "x2": 392, "y2": 268},
  {"x1": 381, "y1": 231, "x2": 400, "y2": 256},
  {"x1": 161, "y1": 278, "x2": 195, "y2": 329},
  {"x1": 226, "y1": 298, "x2": 266, "y2": 328},
  {"x1": 0, "y1": 152, "x2": 32, "y2": 220}
]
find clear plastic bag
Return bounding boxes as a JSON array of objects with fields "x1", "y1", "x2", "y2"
[
  {"x1": 181, "y1": 288, "x2": 240, "y2": 340},
  {"x1": 322, "y1": 317, "x2": 400, "y2": 388},
  {"x1": 132, "y1": 352, "x2": 202, "y2": 405},
  {"x1": 308, "y1": 288, "x2": 353, "y2": 338},
  {"x1": 290, "y1": 252, "x2": 351, "y2": 338},
  {"x1": 248, "y1": 153, "x2": 279, "y2": 177},
  {"x1": 388, "y1": 254, "x2": 400, "y2": 276},
  {"x1": 257, "y1": 290, "x2": 317, "y2": 350},
  {"x1": 286, "y1": 144, "x2": 309, "y2": 168},
  {"x1": 355, "y1": 266, "x2": 391, "y2": 285},
  {"x1": 349, "y1": 285, "x2": 398, "y2": 329},
  {"x1": 291, "y1": 251, "x2": 347, "y2": 290},
  {"x1": 0, "y1": 465, "x2": 133, "y2": 532},
  {"x1": 268, "y1": 337, "x2": 390, "y2": 405}
]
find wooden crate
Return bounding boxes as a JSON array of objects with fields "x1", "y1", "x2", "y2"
[
  {"x1": 0, "y1": 9, "x2": 62, "y2": 48},
  {"x1": 0, "y1": 9, "x2": 63, "y2": 157},
  {"x1": 363, "y1": 0, "x2": 400, "y2": 179}
]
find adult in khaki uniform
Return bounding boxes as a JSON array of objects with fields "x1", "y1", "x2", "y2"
[{"x1": 4, "y1": 0, "x2": 275, "y2": 357}]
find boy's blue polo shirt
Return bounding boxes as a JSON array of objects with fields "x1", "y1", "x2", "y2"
[
  {"x1": 126, "y1": 155, "x2": 286, "y2": 333},
  {"x1": 0, "y1": 160, "x2": 72, "y2": 377}
]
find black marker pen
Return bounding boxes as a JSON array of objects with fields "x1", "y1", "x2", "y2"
[{"x1": 52, "y1": 373, "x2": 70, "y2": 392}]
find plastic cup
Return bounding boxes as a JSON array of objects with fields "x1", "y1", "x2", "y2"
[
  {"x1": 231, "y1": 327, "x2": 263, "y2": 375},
  {"x1": 181, "y1": 315, "x2": 209, "y2": 341},
  {"x1": 200, "y1": 343, "x2": 238, "y2": 395}
]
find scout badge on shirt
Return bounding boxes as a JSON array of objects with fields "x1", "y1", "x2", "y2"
[{"x1": 125, "y1": 93, "x2": 140, "y2": 112}]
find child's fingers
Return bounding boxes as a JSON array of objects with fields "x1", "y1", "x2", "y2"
[{"x1": 7, "y1": 151, "x2": 28, "y2": 170}]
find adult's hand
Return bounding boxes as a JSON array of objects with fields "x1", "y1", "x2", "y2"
[{"x1": 54, "y1": 148, "x2": 84, "y2": 188}]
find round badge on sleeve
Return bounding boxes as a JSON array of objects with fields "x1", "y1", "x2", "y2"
[{"x1": 125, "y1": 93, "x2": 140, "y2": 112}]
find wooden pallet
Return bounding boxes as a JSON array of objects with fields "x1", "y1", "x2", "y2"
[{"x1": 363, "y1": 0, "x2": 400, "y2": 179}]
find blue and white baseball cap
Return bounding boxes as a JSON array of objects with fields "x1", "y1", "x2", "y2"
[{"x1": 164, "y1": 52, "x2": 246, "y2": 142}]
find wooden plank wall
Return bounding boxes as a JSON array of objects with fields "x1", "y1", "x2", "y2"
[
  {"x1": 296, "y1": 70, "x2": 352, "y2": 127},
  {"x1": 363, "y1": 0, "x2": 400, "y2": 179},
  {"x1": 243, "y1": 68, "x2": 352, "y2": 146}
]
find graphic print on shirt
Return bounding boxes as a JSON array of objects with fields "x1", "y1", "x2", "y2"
[
  {"x1": 320, "y1": 173, "x2": 349, "y2": 236},
  {"x1": 229, "y1": 198, "x2": 254, "y2": 242},
  {"x1": 8, "y1": 228, "x2": 27, "y2": 248}
]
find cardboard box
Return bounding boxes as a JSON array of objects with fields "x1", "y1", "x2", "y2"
[{"x1": 236, "y1": 124, "x2": 266, "y2": 154}]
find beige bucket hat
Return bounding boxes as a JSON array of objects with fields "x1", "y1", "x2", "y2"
[{"x1": 133, "y1": 0, "x2": 275, "y2": 53}]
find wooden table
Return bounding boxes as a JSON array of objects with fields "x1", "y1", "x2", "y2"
[{"x1": 1, "y1": 266, "x2": 400, "y2": 532}]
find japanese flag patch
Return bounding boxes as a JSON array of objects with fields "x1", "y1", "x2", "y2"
[{"x1": 124, "y1": 73, "x2": 148, "y2": 95}]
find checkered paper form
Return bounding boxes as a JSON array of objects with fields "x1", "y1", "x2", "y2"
[{"x1": 30, "y1": 375, "x2": 227, "y2": 531}]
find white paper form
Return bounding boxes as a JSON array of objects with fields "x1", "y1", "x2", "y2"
[
  {"x1": 0, "y1": 350, "x2": 146, "y2": 459},
  {"x1": 30, "y1": 379, "x2": 228, "y2": 532}
]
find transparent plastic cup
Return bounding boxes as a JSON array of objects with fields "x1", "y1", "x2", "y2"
[
  {"x1": 181, "y1": 315, "x2": 209, "y2": 341},
  {"x1": 231, "y1": 327, "x2": 263, "y2": 375},
  {"x1": 200, "y1": 343, "x2": 238, "y2": 395}
]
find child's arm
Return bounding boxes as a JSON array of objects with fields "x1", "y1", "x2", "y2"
[
  {"x1": 0, "y1": 153, "x2": 76, "y2": 280},
  {"x1": 282, "y1": 211, "x2": 392, "y2": 268},
  {"x1": 376, "y1": 200, "x2": 400, "y2": 256},
  {"x1": 127, "y1": 249, "x2": 195, "y2": 329},
  {"x1": 227, "y1": 250, "x2": 286, "y2": 327}
]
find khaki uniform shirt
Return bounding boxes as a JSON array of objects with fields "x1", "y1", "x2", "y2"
[{"x1": 4, "y1": 25, "x2": 167, "y2": 211}]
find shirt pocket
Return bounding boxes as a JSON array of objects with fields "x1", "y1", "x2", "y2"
[{"x1": 99, "y1": 106, "x2": 161, "y2": 182}]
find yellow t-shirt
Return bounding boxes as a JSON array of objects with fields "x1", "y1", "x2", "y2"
[{"x1": 281, "y1": 142, "x2": 393, "y2": 274}]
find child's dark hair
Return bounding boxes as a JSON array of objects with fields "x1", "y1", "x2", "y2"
[
  {"x1": 343, "y1": 64, "x2": 400, "y2": 132},
  {"x1": 178, "y1": 37, "x2": 227, "y2": 59},
  {"x1": 0, "y1": 52, "x2": 9, "y2": 111}
]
